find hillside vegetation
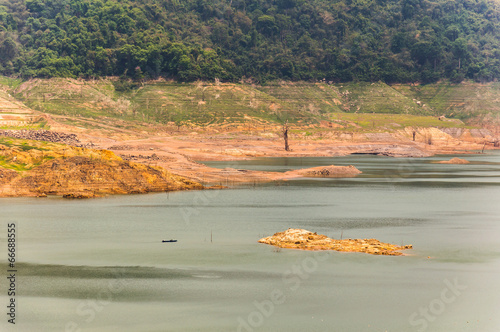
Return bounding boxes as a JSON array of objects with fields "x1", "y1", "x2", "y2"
[
  {"x1": 0, "y1": 0, "x2": 499, "y2": 83},
  {"x1": 7, "y1": 78, "x2": 499, "y2": 130}
]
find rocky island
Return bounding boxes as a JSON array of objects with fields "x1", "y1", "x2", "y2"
[
  {"x1": 259, "y1": 228, "x2": 413, "y2": 256},
  {"x1": 283, "y1": 165, "x2": 362, "y2": 178},
  {"x1": 435, "y1": 157, "x2": 470, "y2": 164}
]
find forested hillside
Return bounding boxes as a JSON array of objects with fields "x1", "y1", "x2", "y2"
[{"x1": 1, "y1": 0, "x2": 499, "y2": 83}]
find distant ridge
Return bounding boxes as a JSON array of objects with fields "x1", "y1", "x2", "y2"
[{"x1": 0, "y1": 0, "x2": 499, "y2": 83}]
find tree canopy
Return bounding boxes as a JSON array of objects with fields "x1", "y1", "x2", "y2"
[{"x1": 0, "y1": 0, "x2": 499, "y2": 83}]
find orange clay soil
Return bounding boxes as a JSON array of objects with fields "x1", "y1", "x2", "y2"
[
  {"x1": 0, "y1": 143, "x2": 203, "y2": 198},
  {"x1": 91, "y1": 129, "x2": 491, "y2": 185},
  {"x1": 96, "y1": 135, "x2": 368, "y2": 184},
  {"x1": 259, "y1": 228, "x2": 413, "y2": 256}
]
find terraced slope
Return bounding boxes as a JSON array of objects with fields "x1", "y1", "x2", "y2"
[{"x1": 5, "y1": 77, "x2": 498, "y2": 132}]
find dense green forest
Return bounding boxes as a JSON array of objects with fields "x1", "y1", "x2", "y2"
[{"x1": 0, "y1": 0, "x2": 499, "y2": 83}]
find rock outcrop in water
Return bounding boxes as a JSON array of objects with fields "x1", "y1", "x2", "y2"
[
  {"x1": 435, "y1": 157, "x2": 470, "y2": 164},
  {"x1": 284, "y1": 165, "x2": 362, "y2": 178},
  {"x1": 259, "y1": 228, "x2": 412, "y2": 256}
]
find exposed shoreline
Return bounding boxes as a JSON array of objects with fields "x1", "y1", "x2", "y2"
[
  {"x1": 1, "y1": 125, "x2": 498, "y2": 198},
  {"x1": 96, "y1": 128, "x2": 494, "y2": 185}
]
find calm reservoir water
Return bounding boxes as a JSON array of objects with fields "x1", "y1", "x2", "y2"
[{"x1": 1, "y1": 153, "x2": 500, "y2": 331}]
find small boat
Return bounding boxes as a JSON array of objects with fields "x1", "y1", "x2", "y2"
[{"x1": 162, "y1": 239, "x2": 177, "y2": 243}]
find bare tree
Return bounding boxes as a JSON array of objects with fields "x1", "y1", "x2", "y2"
[{"x1": 283, "y1": 120, "x2": 290, "y2": 151}]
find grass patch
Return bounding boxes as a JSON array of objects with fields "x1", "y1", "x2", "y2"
[
  {"x1": 392, "y1": 81, "x2": 500, "y2": 120},
  {"x1": 0, "y1": 158, "x2": 30, "y2": 172},
  {"x1": 0, "y1": 138, "x2": 14, "y2": 147},
  {"x1": 0, "y1": 138, "x2": 65, "y2": 172},
  {"x1": 15, "y1": 78, "x2": 124, "y2": 120},
  {"x1": 0, "y1": 121, "x2": 49, "y2": 131},
  {"x1": 128, "y1": 82, "x2": 311, "y2": 125},
  {"x1": 327, "y1": 113, "x2": 469, "y2": 132},
  {"x1": 19, "y1": 142, "x2": 40, "y2": 151},
  {"x1": 0, "y1": 137, "x2": 48, "y2": 150},
  {"x1": 0, "y1": 76, "x2": 23, "y2": 89},
  {"x1": 256, "y1": 82, "x2": 345, "y2": 115}
]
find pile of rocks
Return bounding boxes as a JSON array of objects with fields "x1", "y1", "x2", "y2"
[
  {"x1": 0, "y1": 129, "x2": 81, "y2": 146},
  {"x1": 119, "y1": 153, "x2": 172, "y2": 162},
  {"x1": 285, "y1": 165, "x2": 362, "y2": 178},
  {"x1": 108, "y1": 145, "x2": 134, "y2": 150}
]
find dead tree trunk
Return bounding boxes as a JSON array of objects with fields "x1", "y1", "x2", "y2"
[{"x1": 283, "y1": 120, "x2": 290, "y2": 151}]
